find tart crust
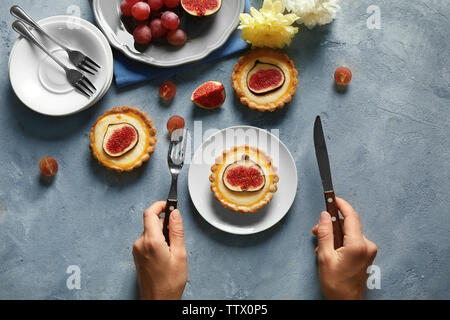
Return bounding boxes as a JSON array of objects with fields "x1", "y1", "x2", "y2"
[
  {"x1": 209, "y1": 145, "x2": 279, "y2": 213},
  {"x1": 231, "y1": 48, "x2": 298, "y2": 112},
  {"x1": 90, "y1": 106, "x2": 157, "y2": 172}
]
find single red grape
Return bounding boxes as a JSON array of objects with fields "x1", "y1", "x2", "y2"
[
  {"x1": 334, "y1": 67, "x2": 352, "y2": 86},
  {"x1": 39, "y1": 157, "x2": 58, "y2": 177},
  {"x1": 132, "y1": 2, "x2": 151, "y2": 21},
  {"x1": 150, "y1": 19, "x2": 168, "y2": 38},
  {"x1": 167, "y1": 29, "x2": 187, "y2": 46},
  {"x1": 133, "y1": 25, "x2": 152, "y2": 45},
  {"x1": 159, "y1": 81, "x2": 177, "y2": 101},
  {"x1": 167, "y1": 115, "x2": 185, "y2": 133},
  {"x1": 161, "y1": 11, "x2": 180, "y2": 30},
  {"x1": 148, "y1": 0, "x2": 164, "y2": 11},
  {"x1": 163, "y1": 0, "x2": 180, "y2": 8},
  {"x1": 120, "y1": 1, "x2": 133, "y2": 17}
]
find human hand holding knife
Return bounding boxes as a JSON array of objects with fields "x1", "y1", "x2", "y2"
[{"x1": 313, "y1": 116, "x2": 344, "y2": 249}]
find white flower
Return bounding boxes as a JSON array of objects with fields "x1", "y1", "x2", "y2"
[{"x1": 282, "y1": 0, "x2": 341, "y2": 28}]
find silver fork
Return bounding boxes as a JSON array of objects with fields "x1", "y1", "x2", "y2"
[
  {"x1": 163, "y1": 128, "x2": 189, "y2": 244},
  {"x1": 12, "y1": 20, "x2": 96, "y2": 98},
  {"x1": 10, "y1": 5, "x2": 100, "y2": 75}
]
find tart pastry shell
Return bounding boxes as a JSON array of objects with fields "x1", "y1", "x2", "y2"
[
  {"x1": 231, "y1": 48, "x2": 298, "y2": 112},
  {"x1": 210, "y1": 145, "x2": 279, "y2": 213},
  {"x1": 90, "y1": 106, "x2": 157, "y2": 172}
]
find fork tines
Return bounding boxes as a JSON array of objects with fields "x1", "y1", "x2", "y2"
[
  {"x1": 75, "y1": 76, "x2": 97, "y2": 98},
  {"x1": 77, "y1": 57, "x2": 100, "y2": 75},
  {"x1": 169, "y1": 129, "x2": 188, "y2": 166},
  {"x1": 85, "y1": 56, "x2": 100, "y2": 69}
]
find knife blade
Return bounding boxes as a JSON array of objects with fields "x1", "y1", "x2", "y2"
[{"x1": 313, "y1": 116, "x2": 344, "y2": 249}]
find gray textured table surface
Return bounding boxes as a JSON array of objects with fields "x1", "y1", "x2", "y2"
[{"x1": 0, "y1": 0, "x2": 449, "y2": 299}]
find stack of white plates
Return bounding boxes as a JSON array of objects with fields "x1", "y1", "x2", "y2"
[{"x1": 9, "y1": 16, "x2": 114, "y2": 116}]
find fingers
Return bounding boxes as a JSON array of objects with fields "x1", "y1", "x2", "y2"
[
  {"x1": 317, "y1": 211, "x2": 335, "y2": 258},
  {"x1": 364, "y1": 236, "x2": 378, "y2": 261},
  {"x1": 335, "y1": 197, "x2": 363, "y2": 239},
  {"x1": 132, "y1": 235, "x2": 144, "y2": 258},
  {"x1": 168, "y1": 210, "x2": 187, "y2": 260},
  {"x1": 143, "y1": 201, "x2": 166, "y2": 239},
  {"x1": 312, "y1": 225, "x2": 319, "y2": 254}
]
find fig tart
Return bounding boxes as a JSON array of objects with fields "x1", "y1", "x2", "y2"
[
  {"x1": 90, "y1": 106, "x2": 157, "y2": 172},
  {"x1": 231, "y1": 48, "x2": 298, "y2": 112},
  {"x1": 210, "y1": 145, "x2": 279, "y2": 213}
]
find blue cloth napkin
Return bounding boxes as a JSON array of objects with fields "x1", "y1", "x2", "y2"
[{"x1": 113, "y1": 0, "x2": 250, "y2": 88}]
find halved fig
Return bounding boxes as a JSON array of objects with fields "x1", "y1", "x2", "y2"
[
  {"x1": 102, "y1": 123, "x2": 139, "y2": 157},
  {"x1": 191, "y1": 81, "x2": 226, "y2": 109},
  {"x1": 223, "y1": 155, "x2": 265, "y2": 192},
  {"x1": 247, "y1": 61, "x2": 285, "y2": 94},
  {"x1": 181, "y1": 0, "x2": 222, "y2": 17}
]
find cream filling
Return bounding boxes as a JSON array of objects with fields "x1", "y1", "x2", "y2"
[
  {"x1": 216, "y1": 148, "x2": 273, "y2": 206},
  {"x1": 94, "y1": 113, "x2": 148, "y2": 167}
]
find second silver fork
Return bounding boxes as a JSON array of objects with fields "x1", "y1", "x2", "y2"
[{"x1": 163, "y1": 128, "x2": 188, "y2": 244}]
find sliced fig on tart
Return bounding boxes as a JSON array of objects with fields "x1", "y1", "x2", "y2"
[
  {"x1": 247, "y1": 61, "x2": 285, "y2": 95},
  {"x1": 102, "y1": 123, "x2": 139, "y2": 158},
  {"x1": 181, "y1": 0, "x2": 222, "y2": 17},
  {"x1": 90, "y1": 106, "x2": 157, "y2": 172},
  {"x1": 210, "y1": 145, "x2": 279, "y2": 213},
  {"x1": 231, "y1": 48, "x2": 298, "y2": 112},
  {"x1": 223, "y1": 156, "x2": 265, "y2": 192}
]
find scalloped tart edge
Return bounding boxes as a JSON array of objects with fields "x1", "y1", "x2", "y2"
[
  {"x1": 209, "y1": 145, "x2": 279, "y2": 213},
  {"x1": 89, "y1": 106, "x2": 157, "y2": 173},
  {"x1": 231, "y1": 48, "x2": 299, "y2": 112}
]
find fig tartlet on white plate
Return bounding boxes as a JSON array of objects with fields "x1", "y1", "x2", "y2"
[
  {"x1": 209, "y1": 145, "x2": 279, "y2": 213},
  {"x1": 231, "y1": 48, "x2": 298, "y2": 112},
  {"x1": 90, "y1": 106, "x2": 157, "y2": 172}
]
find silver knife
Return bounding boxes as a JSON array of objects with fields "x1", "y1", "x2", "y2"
[{"x1": 313, "y1": 116, "x2": 344, "y2": 249}]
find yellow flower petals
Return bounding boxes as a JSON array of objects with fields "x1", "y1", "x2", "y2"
[{"x1": 238, "y1": 0, "x2": 299, "y2": 49}]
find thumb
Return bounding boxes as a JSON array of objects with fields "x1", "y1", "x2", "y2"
[
  {"x1": 169, "y1": 209, "x2": 186, "y2": 258},
  {"x1": 317, "y1": 211, "x2": 335, "y2": 257}
]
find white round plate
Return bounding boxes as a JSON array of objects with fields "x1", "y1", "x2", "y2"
[
  {"x1": 93, "y1": 0, "x2": 245, "y2": 67},
  {"x1": 188, "y1": 126, "x2": 298, "y2": 235},
  {"x1": 9, "y1": 16, "x2": 114, "y2": 116}
]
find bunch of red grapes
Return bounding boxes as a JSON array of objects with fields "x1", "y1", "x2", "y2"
[{"x1": 120, "y1": 0, "x2": 187, "y2": 46}]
